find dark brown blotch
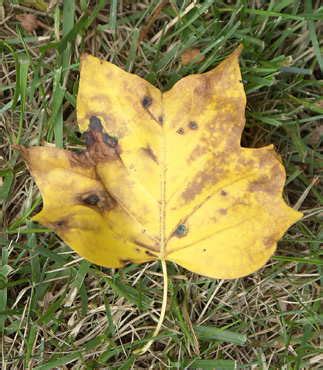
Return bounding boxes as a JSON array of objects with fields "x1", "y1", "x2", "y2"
[
  {"x1": 69, "y1": 151, "x2": 94, "y2": 168},
  {"x1": 220, "y1": 190, "x2": 228, "y2": 196},
  {"x1": 86, "y1": 130, "x2": 121, "y2": 161},
  {"x1": 89, "y1": 116, "x2": 103, "y2": 132},
  {"x1": 188, "y1": 121, "x2": 198, "y2": 130},
  {"x1": 82, "y1": 193, "x2": 100, "y2": 206},
  {"x1": 83, "y1": 131, "x2": 95, "y2": 146},
  {"x1": 176, "y1": 127, "x2": 185, "y2": 135},
  {"x1": 142, "y1": 145, "x2": 158, "y2": 163},
  {"x1": 103, "y1": 133, "x2": 118, "y2": 148},
  {"x1": 79, "y1": 191, "x2": 116, "y2": 211},
  {"x1": 158, "y1": 115, "x2": 164, "y2": 125},
  {"x1": 142, "y1": 95, "x2": 152, "y2": 108}
]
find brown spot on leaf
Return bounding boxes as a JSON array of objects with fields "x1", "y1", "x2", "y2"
[
  {"x1": 174, "y1": 224, "x2": 188, "y2": 237},
  {"x1": 141, "y1": 145, "x2": 158, "y2": 163},
  {"x1": 263, "y1": 235, "x2": 277, "y2": 249},
  {"x1": 69, "y1": 151, "x2": 95, "y2": 168},
  {"x1": 177, "y1": 128, "x2": 185, "y2": 135},
  {"x1": 221, "y1": 190, "x2": 228, "y2": 196},
  {"x1": 258, "y1": 153, "x2": 274, "y2": 168},
  {"x1": 142, "y1": 95, "x2": 152, "y2": 108},
  {"x1": 84, "y1": 110, "x2": 121, "y2": 135},
  {"x1": 238, "y1": 156, "x2": 254, "y2": 168},
  {"x1": 81, "y1": 127, "x2": 121, "y2": 163},
  {"x1": 78, "y1": 191, "x2": 116, "y2": 211},
  {"x1": 182, "y1": 166, "x2": 223, "y2": 202},
  {"x1": 225, "y1": 124, "x2": 243, "y2": 153},
  {"x1": 188, "y1": 121, "x2": 198, "y2": 130},
  {"x1": 83, "y1": 131, "x2": 95, "y2": 146},
  {"x1": 82, "y1": 194, "x2": 100, "y2": 206},
  {"x1": 188, "y1": 145, "x2": 208, "y2": 163},
  {"x1": 248, "y1": 174, "x2": 281, "y2": 195},
  {"x1": 158, "y1": 115, "x2": 164, "y2": 125},
  {"x1": 219, "y1": 208, "x2": 227, "y2": 215},
  {"x1": 248, "y1": 176, "x2": 269, "y2": 193},
  {"x1": 194, "y1": 76, "x2": 212, "y2": 99}
]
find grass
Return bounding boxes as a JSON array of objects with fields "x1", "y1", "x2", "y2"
[{"x1": 0, "y1": 0, "x2": 322, "y2": 369}]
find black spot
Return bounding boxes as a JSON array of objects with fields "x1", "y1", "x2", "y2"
[
  {"x1": 176, "y1": 127, "x2": 185, "y2": 135},
  {"x1": 220, "y1": 190, "x2": 227, "y2": 196},
  {"x1": 142, "y1": 96, "x2": 152, "y2": 108},
  {"x1": 175, "y1": 224, "x2": 187, "y2": 237},
  {"x1": 103, "y1": 133, "x2": 118, "y2": 148},
  {"x1": 83, "y1": 194, "x2": 100, "y2": 206},
  {"x1": 158, "y1": 115, "x2": 164, "y2": 125},
  {"x1": 188, "y1": 121, "x2": 198, "y2": 130},
  {"x1": 89, "y1": 116, "x2": 103, "y2": 131},
  {"x1": 83, "y1": 131, "x2": 94, "y2": 146}
]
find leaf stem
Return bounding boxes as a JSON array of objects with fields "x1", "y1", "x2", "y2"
[{"x1": 134, "y1": 259, "x2": 168, "y2": 355}]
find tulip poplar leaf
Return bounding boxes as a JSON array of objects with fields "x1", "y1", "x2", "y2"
[{"x1": 20, "y1": 47, "x2": 302, "y2": 279}]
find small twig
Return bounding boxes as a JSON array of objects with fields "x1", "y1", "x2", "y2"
[
  {"x1": 293, "y1": 176, "x2": 319, "y2": 210},
  {"x1": 139, "y1": 0, "x2": 169, "y2": 42},
  {"x1": 150, "y1": 1, "x2": 197, "y2": 43}
]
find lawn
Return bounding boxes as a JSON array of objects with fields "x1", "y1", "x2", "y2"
[{"x1": 0, "y1": 1, "x2": 322, "y2": 369}]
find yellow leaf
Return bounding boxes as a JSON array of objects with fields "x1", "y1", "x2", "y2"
[{"x1": 19, "y1": 47, "x2": 302, "y2": 280}]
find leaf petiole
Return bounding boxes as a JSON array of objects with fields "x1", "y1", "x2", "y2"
[{"x1": 133, "y1": 259, "x2": 168, "y2": 355}]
